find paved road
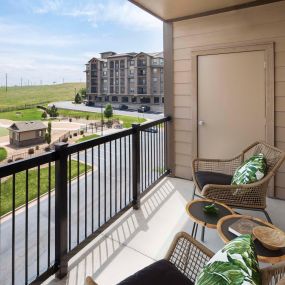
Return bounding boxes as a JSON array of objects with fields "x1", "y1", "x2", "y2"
[
  {"x1": 0, "y1": 129, "x2": 165, "y2": 285},
  {"x1": 50, "y1": 101, "x2": 164, "y2": 120}
]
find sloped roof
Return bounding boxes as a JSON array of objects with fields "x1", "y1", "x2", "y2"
[{"x1": 9, "y1": 121, "x2": 47, "y2": 132}]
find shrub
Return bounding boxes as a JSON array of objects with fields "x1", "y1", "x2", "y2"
[
  {"x1": 69, "y1": 118, "x2": 72, "y2": 122},
  {"x1": 45, "y1": 146, "x2": 51, "y2": 152},
  {"x1": 28, "y1": 148, "x2": 34, "y2": 155},
  {"x1": 35, "y1": 145, "x2": 39, "y2": 150},
  {"x1": 74, "y1": 93, "x2": 82, "y2": 104},
  {"x1": 86, "y1": 115, "x2": 89, "y2": 120},
  {"x1": 7, "y1": 158, "x2": 13, "y2": 163},
  {"x1": 73, "y1": 132, "x2": 77, "y2": 137},
  {"x1": 80, "y1": 130, "x2": 84, "y2": 135},
  {"x1": 15, "y1": 157, "x2": 23, "y2": 161},
  {"x1": 62, "y1": 137, "x2": 68, "y2": 143},
  {"x1": 42, "y1": 111, "x2": 47, "y2": 119},
  {"x1": 69, "y1": 135, "x2": 72, "y2": 139},
  {"x1": 104, "y1": 104, "x2": 113, "y2": 121}
]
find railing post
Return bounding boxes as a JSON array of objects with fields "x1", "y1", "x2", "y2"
[
  {"x1": 132, "y1": 123, "x2": 140, "y2": 210},
  {"x1": 54, "y1": 142, "x2": 69, "y2": 278}
]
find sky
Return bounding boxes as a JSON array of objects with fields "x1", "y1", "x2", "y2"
[{"x1": 0, "y1": 0, "x2": 163, "y2": 86}]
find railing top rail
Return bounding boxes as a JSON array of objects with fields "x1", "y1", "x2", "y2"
[
  {"x1": 0, "y1": 151, "x2": 55, "y2": 179},
  {"x1": 0, "y1": 117, "x2": 171, "y2": 178}
]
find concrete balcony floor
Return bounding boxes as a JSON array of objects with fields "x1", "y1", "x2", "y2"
[{"x1": 44, "y1": 177, "x2": 285, "y2": 285}]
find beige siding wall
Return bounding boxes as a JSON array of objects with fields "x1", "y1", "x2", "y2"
[{"x1": 172, "y1": 1, "x2": 285, "y2": 198}]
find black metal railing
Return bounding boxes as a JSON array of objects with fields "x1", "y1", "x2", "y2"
[{"x1": 0, "y1": 117, "x2": 170, "y2": 285}]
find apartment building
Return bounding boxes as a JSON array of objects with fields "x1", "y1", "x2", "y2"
[{"x1": 85, "y1": 51, "x2": 164, "y2": 109}]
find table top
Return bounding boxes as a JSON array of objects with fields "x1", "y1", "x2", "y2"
[
  {"x1": 217, "y1": 214, "x2": 285, "y2": 264},
  {"x1": 186, "y1": 199, "x2": 234, "y2": 229}
]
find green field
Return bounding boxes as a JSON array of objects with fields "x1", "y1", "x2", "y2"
[
  {"x1": 76, "y1": 134, "x2": 100, "y2": 143},
  {"x1": 0, "y1": 127, "x2": 9, "y2": 137},
  {"x1": 0, "y1": 147, "x2": 7, "y2": 162},
  {"x1": 0, "y1": 160, "x2": 91, "y2": 216},
  {"x1": 58, "y1": 109, "x2": 146, "y2": 128},
  {"x1": 0, "y1": 82, "x2": 85, "y2": 108},
  {"x1": 0, "y1": 108, "x2": 44, "y2": 121}
]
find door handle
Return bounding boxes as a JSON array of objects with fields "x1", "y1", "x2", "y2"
[{"x1": 198, "y1": 120, "x2": 205, "y2": 126}]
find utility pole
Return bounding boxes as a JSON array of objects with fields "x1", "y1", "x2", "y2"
[{"x1": 5, "y1": 73, "x2": 7, "y2": 92}]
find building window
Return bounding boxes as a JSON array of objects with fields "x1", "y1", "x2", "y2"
[
  {"x1": 131, "y1": 97, "x2": 137, "y2": 103},
  {"x1": 110, "y1": 61, "x2": 114, "y2": 68},
  {"x1": 162, "y1": 97, "x2": 164, "y2": 103},
  {"x1": 112, "y1": 96, "x2": 118, "y2": 102},
  {"x1": 115, "y1": 86, "x2": 119, "y2": 94},
  {"x1": 153, "y1": 89, "x2": 157, "y2": 94},
  {"x1": 154, "y1": 97, "x2": 160, "y2": 104},
  {"x1": 91, "y1": 87, "x2": 97, "y2": 93},
  {"x1": 138, "y1": 69, "x2": 146, "y2": 76},
  {"x1": 138, "y1": 87, "x2": 146, "y2": 94},
  {"x1": 103, "y1": 62, "x2": 107, "y2": 67},
  {"x1": 115, "y1": 79, "x2": 119, "y2": 85},
  {"x1": 103, "y1": 71, "x2": 107, "y2": 76},
  {"x1": 110, "y1": 86, "x2": 114, "y2": 93},
  {"x1": 153, "y1": 78, "x2": 158, "y2": 82},
  {"x1": 140, "y1": 97, "x2": 150, "y2": 103},
  {"x1": 120, "y1": 78, "x2": 125, "y2": 85},
  {"x1": 129, "y1": 78, "x2": 135, "y2": 83},
  {"x1": 153, "y1": 68, "x2": 157, "y2": 74},
  {"x1": 152, "y1": 59, "x2": 157, "y2": 65},
  {"x1": 115, "y1": 62, "x2": 119, "y2": 69},
  {"x1": 105, "y1": 96, "x2": 109, "y2": 102},
  {"x1": 130, "y1": 60, "x2": 135, "y2": 66},
  {"x1": 120, "y1": 60, "x2": 125, "y2": 68},
  {"x1": 122, "y1": 96, "x2": 128, "y2": 103},
  {"x1": 116, "y1": 71, "x2": 119, "y2": 77},
  {"x1": 129, "y1": 88, "x2": 135, "y2": 93}
]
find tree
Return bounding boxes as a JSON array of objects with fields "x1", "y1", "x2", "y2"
[
  {"x1": 104, "y1": 104, "x2": 113, "y2": 121},
  {"x1": 74, "y1": 93, "x2": 82, "y2": 104},
  {"x1": 41, "y1": 111, "x2": 47, "y2": 119},
  {"x1": 45, "y1": 121, "x2": 52, "y2": 145},
  {"x1": 48, "y1": 105, "x2": 58, "y2": 118},
  {"x1": 79, "y1": 88, "x2": 87, "y2": 99}
]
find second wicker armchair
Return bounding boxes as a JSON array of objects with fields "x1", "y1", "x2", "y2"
[{"x1": 192, "y1": 141, "x2": 285, "y2": 223}]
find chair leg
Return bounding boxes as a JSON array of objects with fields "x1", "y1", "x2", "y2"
[
  {"x1": 192, "y1": 185, "x2": 196, "y2": 200},
  {"x1": 201, "y1": 226, "x2": 205, "y2": 242},
  {"x1": 263, "y1": 210, "x2": 273, "y2": 224}
]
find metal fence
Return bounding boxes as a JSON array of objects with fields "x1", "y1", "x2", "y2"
[{"x1": 0, "y1": 117, "x2": 170, "y2": 285}]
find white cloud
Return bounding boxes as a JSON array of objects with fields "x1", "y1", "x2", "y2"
[{"x1": 32, "y1": 0, "x2": 162, "y2": 31}]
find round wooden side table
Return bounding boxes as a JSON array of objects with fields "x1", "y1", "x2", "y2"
[
  {"x1": 186, "y1": 199, "x2": 234, "y2": 242},
  {"x1": 217, "y1": 214, "x2": 285, "y2": 264}
]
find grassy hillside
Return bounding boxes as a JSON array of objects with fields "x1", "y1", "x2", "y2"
[
  {"x1": 0, "y1": 82, "x2": 85, "y2": 108},
  {"x1": 0, "y1": 108, "x2": 43, "y2": 121}
]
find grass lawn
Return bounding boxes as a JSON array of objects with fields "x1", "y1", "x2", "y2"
[
  {"x1": 0, "y1": 160, "x2": 91, "y2": 216},
  {"x1": 76, "y1": 134, "x2": 100, "y2": 143},
  {"x1": 58, "y1": 109, "x2": 146, "y2": 128},
  {"x1": 0, "y1": 127, "x2": 9, "y2": 137},
  {"x1": 0, "y1": 147, "x2": 7, "y2": 162},
  {"x1": 0, "y1": 83, "x2": 85, "y2": 109},
  {"x1": 0, "y1": 108, "x2": 44, "y2": 121}
]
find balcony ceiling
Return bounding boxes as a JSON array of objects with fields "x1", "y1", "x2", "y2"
[{"x1": 129, "y1": 0, "x2": 271, "y2": 21}]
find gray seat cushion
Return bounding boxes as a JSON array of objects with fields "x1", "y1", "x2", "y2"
[
  {"x1": 118, "y1": 260, "x2": 193, "y2": 285},
  {"x1": 195, "y1": 171, "x2": 233, "y2": 189}
]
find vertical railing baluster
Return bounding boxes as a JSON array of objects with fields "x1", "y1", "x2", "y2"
[
  {"x1": 144, "y1": 131, "x2": 147, "y2": 190},
  {"x1": 77, "y1": 151, "x2": 80, "y2": 245},
  {"x1": 68, "y1": 156, "x2": 71, "y2": 251},
  {"x1": 12, "y1": 174, "x2": 15, "y2": 285},
  {"x1": 85, "y1": 149, "x2": 87, "y2": 238},
  {"x1": 25, "y1": 170, "x2": 29, "y2": 285},
  {"x1": 48, "y1": 162, "x2": 51, "y2": 264},
  {"x1": 104, "y1": 143, "x2": 107, "y2": 223},
  {"x1": 132, "y1": 123, "x2": 140, "y2": 209},
  {"x1": 91, "y1": 147, "x2": 94, "y2": 232},
  {"x1": 54, "y1": 142, "x2": 68, "y2": 278},
  {"x1": 128, "y1": 135, "x2": 131, "y2": 202},
  {"x1": 147, "y1": 132, "x2": 150, "y2": 187},
  {"x1": 110, "y1": 141, "x2": 112, "y2": 218},
  {"x1": 115, "y1": 140, "x2": 117, "y2": 213},
  {"x1": 124, "y1": 136, "x2": 127, "y2": 206},
  {"x1": 98, "y1": 145, "x2": 101, "y2": 227},
  {"x1": 119, "y1": 138, "x2": 122, "y2": 210},
  {"x1": 37, "y1": 165, "x2": 40, "y2": 277}
]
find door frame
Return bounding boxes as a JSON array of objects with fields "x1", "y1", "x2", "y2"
[{"x1": 191, "y1": 41, "x2": 275, "y2": 158}]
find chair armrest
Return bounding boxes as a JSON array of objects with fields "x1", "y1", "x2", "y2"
[
  {"x1": 192, "y1": 154, "x2": 243, "y2": 176},
  {"x1": 260, "y1": 261, "x2": 285, "y2": 285},
  {"x1": 85, "y1": 276, "x2": 98, "y2": 285},
  {"x1": 165, "y1": 232, "x2": 214, "y2": 283}
]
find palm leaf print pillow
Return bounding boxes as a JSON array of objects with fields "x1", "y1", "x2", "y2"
[
  {"x1": 195, "y1": 234, "x2": 261, "y2": 285},
  {"x1": 231, "y1": 153, "x2": 267, "y2": 185}
]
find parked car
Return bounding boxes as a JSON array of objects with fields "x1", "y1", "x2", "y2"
[
  {"x1": 119, "y1": 104, "x2": 128, "y2": 110},
  {"x1": 144, "y1": 127, "x2": 158, "y2": 133},
  {"x1": 138, "y1": 105, "x2": 150, "y2": 113}
]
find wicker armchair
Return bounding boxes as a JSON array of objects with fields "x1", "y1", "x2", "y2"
[
  {"x1": 86, "y1": 232, "x2": 285, "y2": 285},
  {"x1": 192, "y1": 141, "x2": 285, "y2": 222}
]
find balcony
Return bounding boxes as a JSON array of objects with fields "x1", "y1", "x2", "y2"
[{"x1": 0, "y1": 118, "x2": 170, "y2": 285}]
